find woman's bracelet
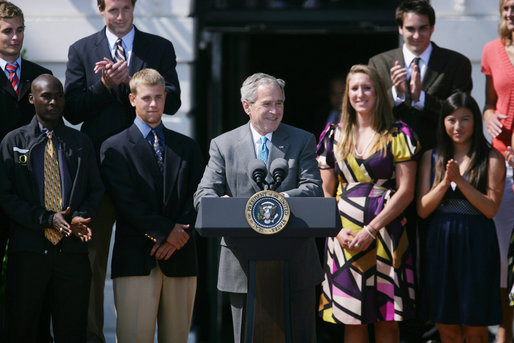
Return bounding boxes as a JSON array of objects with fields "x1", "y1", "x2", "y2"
[
  {"x1": 364, "y1": 225, "x2": 376, "y2": 240},
  {"x1": 368, "y1": 224, "x2": 378, "y2": 234}
]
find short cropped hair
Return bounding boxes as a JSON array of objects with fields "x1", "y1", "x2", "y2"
[
  {"x1": 0, "y1": 1, "x2": 24, "y2": 24},
  {"x1": 97, "y1": 0, "x2": 137, "y2": 11},
  {"x1": 129, "y1": 68, "x2": 165, "y2": 95},
  {"x1": 240, "y1": 73, "x2": 286, "y2": 104},
  {"x1": 395, "y1": 0, "x2": 435, "y2": 27}
]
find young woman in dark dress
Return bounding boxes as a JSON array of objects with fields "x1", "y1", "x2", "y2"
[{"x1": 417, "y1": 92, "x2": 505, "y2": 343}]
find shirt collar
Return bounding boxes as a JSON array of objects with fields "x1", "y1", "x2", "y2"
[
  {"x1": 134, "y1": 117, "x2": 164, "y2": 140},
  {"x1": 249, "y1": 123, "x2": 273, "y2": 145},
  {"x1": 105, "y1": 26, "x2": 135, "y2": 54},
  {"x1": 38, "y1": 122, "x2": 54, "y2": 137},
  {"x1": 0, "y1": 55, "x2": 22, "y2": 72},
  {"x1": 402, "y1": 42, "x2": 432, "y2": 67}
]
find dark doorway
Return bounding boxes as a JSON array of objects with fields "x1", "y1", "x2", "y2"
[
  {"x1": 241, "y1": 32, "x2": 398, "y2": 136},
  {"x1": 195, "y1": 31, "x2": 398, "y2": 148}
]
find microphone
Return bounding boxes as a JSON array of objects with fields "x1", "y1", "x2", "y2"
[
  {"x1": 248, "y1": 159, "x2": 268, "y2": 190},
  {"x1": 269, "y1": 158, "x2": 288, "y2": 191}
]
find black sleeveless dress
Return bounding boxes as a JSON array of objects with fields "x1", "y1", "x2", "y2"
[{"x1": 423, "y1": 151, "x2": 501, "y2": 325}]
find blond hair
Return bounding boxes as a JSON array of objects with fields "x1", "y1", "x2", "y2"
[
  {"x1": 0, "y1": 1, "x2": 24, "y2": 24},
  {"x1": 129, "y1": 68, "x2": 165, "y2": 95},
  {"x1": 336, "y1": 65, "x2": 394, "y2": 161},
  {"x1": 499, "y1": 0, "x2": 513, "y2": 45}
]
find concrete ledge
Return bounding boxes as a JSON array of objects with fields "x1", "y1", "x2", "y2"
[
  {"x1": 15, "y1": 0, "x2": 193, "y2": 17},
  {"x1": 24, "y1": 17, "x2": 194, "y2": 63}
]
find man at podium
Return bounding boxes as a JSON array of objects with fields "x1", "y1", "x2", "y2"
[{"x1": 194, "y1": 72, "x2": 323, "y2": 343}]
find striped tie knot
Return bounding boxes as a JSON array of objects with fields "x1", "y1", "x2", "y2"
[
  {"x1": 5, "y1": 63, "x2": 19, "y2": 95},
  {"x1": 114, "y1": 38, "x2": 126, "y2": 62}
]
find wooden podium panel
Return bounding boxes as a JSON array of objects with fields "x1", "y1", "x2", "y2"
[{"x1": 247, "y1": 261, "x2": 287, "y2": 343}]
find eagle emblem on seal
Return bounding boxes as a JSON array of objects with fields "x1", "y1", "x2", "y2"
[{"x1": 258, "y1": 201, "x2": 278, "y2": 224}]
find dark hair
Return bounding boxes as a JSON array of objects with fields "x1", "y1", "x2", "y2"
[
  {"x1": 395, "y1": 0, "x2": 435, "y2": 27},
  {"x1": 433, "y1": 92, "x2": 491, "y2": 193},
  {"x1": 98, "y1": 0, "x2": 137, "y2": 11}
]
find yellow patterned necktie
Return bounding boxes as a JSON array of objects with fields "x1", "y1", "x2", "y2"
[{"x1": 44, "y1": 133, "x2": 63, "y2": 245}]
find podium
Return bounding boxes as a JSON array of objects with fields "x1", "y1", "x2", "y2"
[{"x1": 196, "y1": 196, "x2": 341, "y2": 343}]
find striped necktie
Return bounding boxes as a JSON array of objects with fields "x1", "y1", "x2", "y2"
[
  {"x1": 5, "y1": 63, "x2": 19, "y2": 95},
  {"x1": 114, "y1": 38, "x2": 126, "y2": 62},
  {"x1": 44, "y1": 133, "x2": 64, "y2": 245}
]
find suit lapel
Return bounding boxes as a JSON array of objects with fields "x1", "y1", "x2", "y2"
[
  {"x1": 18, "y1": 59, "x2": 35, "y2": 99},
  {"x1": 129, "y1": 28, "x2": 145, "y2": 75},
  {"x1": 422, "y1": 43, "x2": 442, "y2": 90},
  {"x1": 95, "y1": 28, "x2": 113, "y2": 62},
  {"x1": 163, "y1": 129, "x2": 180, "y2": 205},
  {"x1": 394, "y1": 48, "x2": 405, "y2": 67},
  {"x1": 93, "y1": 28, "x2": 115, "y2": 87},
  {"x1": 0, "y1": 67, "x2": 17, "y2": 99},
  {"x1": 127, "y1": 125, "x2": 163, "y2": 197}
]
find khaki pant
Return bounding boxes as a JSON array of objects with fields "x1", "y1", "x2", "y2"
[{"x1": 113, "y1": 265, "x2": 196, "y2": 343}]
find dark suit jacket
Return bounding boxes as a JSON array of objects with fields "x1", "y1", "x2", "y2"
[
  {"x1": 369, "y1": 42, "x2": 472, "y2": 151},
  {"x1": 0, "y1": 117, "x2": 104, "y2": 254},
  {"x1": 100, "y1": 123, "x2": 204, "y2": 278},
  {"x1": 64, "y1": 26, "x2": 181, "y2": 155},
  {"x1": 0, "y1": 59, "x2": 52, "y2": 259},
  {"x1": 194, "y1": 122, "x2": 323, "y2": 292},
  {"x1": 0, "y1": 59, "x2": 52, "y2": 141}
]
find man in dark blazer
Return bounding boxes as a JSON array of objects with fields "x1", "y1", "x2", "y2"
[
  {"x1": 0, "y1": 2, "x2": 52, "y2": 142},
  {"x1": 368, "y1": 0, "x2": 472, "y2": 152},
  {"x1": 194, "y1": 73, "x2": 323, "y2": 343},
  {"x1": 63, "y1": 1, "x2": 182, "y2": 340},
  {"x1": 0, "y1": 0, "x2": 52, "y2": 266},
  {"x1": 0, "y1": 2, "x2": 52, "y2": 339},
  {"x1": 369, "y1": 2, "x2": 472, "y2": 342},
  {"x1": 100, "y1": 69, "x2": 202, "y2": 343},
  {"x1": 0, "y1": 74, "x2": 103, "y2": 342}
]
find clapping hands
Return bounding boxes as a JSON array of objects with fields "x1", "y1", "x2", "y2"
[{"x1": 94, "y1": 57, "x2": 130, "y2": 89}]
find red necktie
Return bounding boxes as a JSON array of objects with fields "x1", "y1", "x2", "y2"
[{"x1": 5, "y1": 63, "x2": 19, "y2": 95}]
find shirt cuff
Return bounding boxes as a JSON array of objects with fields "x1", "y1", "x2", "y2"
[
  {"x1": 411, "y1": 90, "x2": 425, "y2": 110},
  {"x1": 392, "y1": 86, "x2": 405, "y2": 106}
]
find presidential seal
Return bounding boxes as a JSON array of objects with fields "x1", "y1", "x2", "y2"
[{"x1": 245, "y1": 190, "x2": 290, "y2": 235}]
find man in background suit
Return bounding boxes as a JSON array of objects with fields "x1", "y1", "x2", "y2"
[
  {"x1": 100, "y1": 69, "x2": 202, "y2": 342},
  {"x1": 0, "y1": 1, "x2": 52, "y2": 339},
  {"x1": 368, "y1": 0, "x2": 472, "y2": 152},
  {"x1": 64, "y1": 0, "x2": 181, "y2": 341},
  {"x1": 368, "y1": 1, "x2": 472, "y2": 342},
  {"x1": 0, "y1": 74, "x2": 103, "y2": 342},
  {"x1": 194, "y1": 72, "x2": 323, "y2": 343}
]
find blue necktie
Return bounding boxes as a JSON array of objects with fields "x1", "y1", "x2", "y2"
[{"x1": 257, "y1": 136, "x2": 269, "y2": 166}]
